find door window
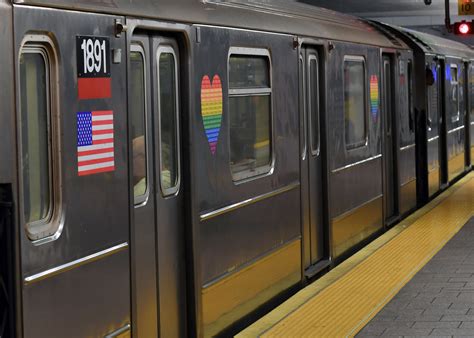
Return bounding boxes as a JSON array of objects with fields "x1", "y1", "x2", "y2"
[
  {"x1": 20, "y1": 40, "x2": 60, "y2": 241},
  {"x1": 308, "y1": 54, "x2": 320, "y2": 155},
  {"x1": 157, "y1": 46, "x2": 180, "y2": 196},
  {"x1": 451, "y1": 65, "x2": 460, "y2": 123},
  {"x1": 130, "y1": 46, "x2": 149, "y2": 203}
]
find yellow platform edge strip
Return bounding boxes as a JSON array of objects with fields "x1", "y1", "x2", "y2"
[{"x1": 237, "y1": 172, "x2": 474, "y2": 338}]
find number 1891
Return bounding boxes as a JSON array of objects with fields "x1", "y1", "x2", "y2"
[{"x1": 80, "y1": 38, "x2": 107, "y2": 75}]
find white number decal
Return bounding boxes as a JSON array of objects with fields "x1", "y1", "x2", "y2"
[
  {"x1": 101, "y1": 40, "x2": 107, "y2": 74},
  {"x1": 86, "y1": 39, "x2": 95, "y2": 73},
  {"x1": 80, "y1": 38, "x2": 108, "y2": 75},
  {"x1": 94, "y1": 39, "x2": 102, "y2": 73}
]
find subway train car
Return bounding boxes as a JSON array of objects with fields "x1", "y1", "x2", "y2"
[
  {"x1": 0, "y1": 1, "x2": 471, "y2": 337},
  {"x1": 379, "y1": 23, "x2": 474, "y2": 203}
]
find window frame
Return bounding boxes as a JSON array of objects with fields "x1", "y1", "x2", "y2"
[
  {"x1": 156, "y1": 44, "x2": 181, "y2": 197},
  {"x1": 450, "y1": 63, "x2": 460, "y2": 123},
  {"x1": 130, "y1": 43, "x2": 151, "y2": 206},
  {"x1": 308, "y1": 53, "x2": 321, "y2": 156},
  {"x1": 18, "y1": 35, "x2": 63, "y2": 243},
  {"x1": 343, "y1": 55, "x2": 369, "y2": 150},
  {"x1": 299, "y1": 53, "x2": 307, "y2": 161},
  {"x1": 227, "y1": 47, "x2": 274, "y2": 182}
]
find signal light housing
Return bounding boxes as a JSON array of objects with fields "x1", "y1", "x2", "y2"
[{"x1": 454, "y1": 20, "x2": 474, "y2": 35}]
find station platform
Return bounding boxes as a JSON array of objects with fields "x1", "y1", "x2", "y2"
[{"x1": 237, "y1": 172, "x2": 474, "y2": 337}]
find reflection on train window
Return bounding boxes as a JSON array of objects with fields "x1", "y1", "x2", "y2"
[
  {"x1": 427, "y1": 63, "x2": 439, "y2": 135},
  {"x1": 344, "y1": 58, "x2": 367, "y2": 149},
  {"x1": 451, "y1": 65, "x2": 460, "y2": 123},
  {"x1": 309, "y1": 55, "x2": 320, "y2": 155},
  {"x1": 130, "y1": 49, "x2": 148, "y2": 203},
  {"x1": 158, "y1": 48, "x2": 180, "y2": 195},
  {"x1": 229, "y1": 52, "x2": 272, "y2": 181},
  {"x1": 407, "y1": 61, "x2": 414, "y2": 132},
  {"x1": 19, "y1": 47, "x2": 53, "y2": 239}
]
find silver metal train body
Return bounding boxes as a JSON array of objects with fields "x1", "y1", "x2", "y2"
[{"x1": 0, "y1": 0, "x2": 472, "y2": 337}]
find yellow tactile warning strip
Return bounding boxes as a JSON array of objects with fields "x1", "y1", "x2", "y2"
[{"x1": 237, "y1": 173, "x2": 474, "y2": 337}]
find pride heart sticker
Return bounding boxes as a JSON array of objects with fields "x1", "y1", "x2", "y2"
[{"x1": 201, "y1": 75, "x2": 223, "y2": 155}]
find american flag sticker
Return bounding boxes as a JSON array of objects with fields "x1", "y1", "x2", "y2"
[{"x1": 77, "y1": 110, "x2": 115, "y2": 176}]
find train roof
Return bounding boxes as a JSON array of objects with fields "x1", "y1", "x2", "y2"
[
  {"x1": 14, "y1": 0, "x2": 409, "y2": 49},
  {"x1": 381, "y1": 23, "x2": 474, "y2": 59}
]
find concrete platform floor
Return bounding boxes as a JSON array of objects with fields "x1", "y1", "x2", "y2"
[{"x1": 358, "y1": 217, "x2": 474, "y2": 337}]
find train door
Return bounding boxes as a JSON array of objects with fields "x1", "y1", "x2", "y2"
[
  {"x1": 439, "y1": 59, "x2": 449, "y2": 188},
  {"x1": 464, "y1": 61, "x2": 471, "y2": 167},
  {"x1": 382, "y1": 54, "x2": 398, "y2": 223},
  {"x1": 468, "y1": 61, "x2": 474, "y2": 166},
  {"x1": 300, "y1": 45, "x2": 328, "y2": 277},
  {"x1": 130, "y1": 34, "x2": 186, "y2": 338}
]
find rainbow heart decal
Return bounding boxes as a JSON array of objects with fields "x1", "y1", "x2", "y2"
[
  {"x1": 370, "y1": 75, "x2": 379, "y2": 120},
  {"x1": 201, "y1": 75, "x2": 223, "y2": 155}
]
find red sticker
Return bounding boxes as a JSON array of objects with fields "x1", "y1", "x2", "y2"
[{"x1": 78, "y1": 77, "x2": 111, "y2": 100}]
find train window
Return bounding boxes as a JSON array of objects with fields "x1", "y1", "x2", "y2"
[
  {"x1": 309, "y1": 54, "x2": 320, "y2": 155},
  {"x1": 451, "y1": 65, "x2": 460, "y2": 123},
  {"x1": 157, "y1": 46, "x2": 180, "y2": 196},
  {"x1": 426, "y1": 63, "x2": 438, "y2": 135},
  {"x1": 228, "y1": 49, "x2": 272, "y2": 181},
  {"x1": 20, "y1": 39, "x2": 61, "y2": 241},
  {"x1": 343, "y1": 57, "x2": 367, "y2": 149},
  {"x1": 407, "y1": 61, "x2": 414, "y2": 132},
  {"x1": 130, "y1": 46, "x2": 149, "y2": 204}
]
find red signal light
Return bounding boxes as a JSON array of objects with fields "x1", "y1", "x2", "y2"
[
  {"x1": 454, "y1": 20, "x2": 473, "y2": 35},
  {"x1": 459, "y1": 22, "x2": 470, "y2": 34}
]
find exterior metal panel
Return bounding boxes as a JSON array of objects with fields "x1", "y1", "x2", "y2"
[
  {"x1": 395, "y1": 51, "x2": 416, "y2": 214},
  {"x1": 14, "y1": 0, "x2": 405, "y2": 49},
  {"x1": 194, "y1": 26, "x2": 300, "y2": 282},
  {"x1": 445, "y1": 58, "x2": 468, "y2": 182},
  {"x1": 399, "y1": 146, "x2": 417, "y2": 188},
  {"x1": 200, "y1": 187, "x2": 300, "y2": 284},
  {"x1": 400, "y1": 179, "x2": 417, "y2": 215},
  {"x1": 428, "y1": 167, "x2": 440, "y2": 197},
  {"x1": 326, "y1": 41, "x2": 383, "y2": 258},
  {"x1": 23, "y1": 250, "x2": 130, "y2": 338},
  {"x1": 398, "y1": 146, "x2": 417, "y2": 214},
  {"x1": 330, "y1": 158, "x2": 383, "y2": 218},
  {"x1": 202, "y1": 239, "x2": 301, "y2": 337},
  {"x1": 331, "y1": 196, "x2": 383, "y2": 258},
  {"x1": 0, "y1": 4, "x2": 21, "y2": 336},
  {"x1": 14, "y1": 6, "x2": 130, "y2": 336},
  {"x1": 192, "y1": 26, "x2": 300, "y2": 335},
  {"x1": 15, "y1": 4, "x2": 129, "y2": 277},
  {"x1": 427, "y1": 137, "x2": 440, "y2": 196},
  {"x1": 0, "y1": 1, "x2": 15, "y2": 184}
]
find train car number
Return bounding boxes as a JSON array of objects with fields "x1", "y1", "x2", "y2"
[{"x1": 76, "y1": 36, "x2": 111, "y2": 78}]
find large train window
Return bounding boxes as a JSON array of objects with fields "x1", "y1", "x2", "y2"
[
  {"x1": 19, "y1": 37, "x2": 61, "y2": 241},
  {"x1": 228, "y1": 48, "x2": 272, "y2": 181},
  {"x1": 157, "y1": 46, "x2": 180, "y2": 196},
  {"x1": 343, "y1": 56, "x2": 367, "y2": 149},
  {"x1": 131, "y1": 45, "x2": 149, "y2": 204},
  {"x1": 450, "y1": 64, "x2": 460, "y2": 123}
]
